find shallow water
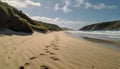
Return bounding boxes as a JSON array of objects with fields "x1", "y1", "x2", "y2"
[{"x1": 66, "y1": 31, "x2": 120, "y2": 51}]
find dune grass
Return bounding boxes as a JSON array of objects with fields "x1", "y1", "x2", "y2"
[{"x1": 0, "y1": 1, "x2": 61, "y2": 33}]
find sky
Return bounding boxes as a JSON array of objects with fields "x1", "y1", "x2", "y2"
[{"x1": 1, "y1": 0, "x2": 120, "y2": 30}]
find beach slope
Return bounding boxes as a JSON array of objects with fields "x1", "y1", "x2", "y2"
[{"x1": 0, "y1": 32, "x2": 120, "y2": 69}]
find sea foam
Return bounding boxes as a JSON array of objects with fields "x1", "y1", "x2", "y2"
[{"x1": 67, "y1": 31, "x2": 120, "y2": 41}]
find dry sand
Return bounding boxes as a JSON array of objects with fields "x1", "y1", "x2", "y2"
[{"x1": 0, "y1": 31, "x2": 120, "y2": 69}]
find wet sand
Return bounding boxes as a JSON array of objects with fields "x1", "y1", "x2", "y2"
[{"x1": 0, "y1": 31, "x2": 120, "y2": 69}]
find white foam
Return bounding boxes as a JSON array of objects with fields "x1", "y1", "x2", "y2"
[{"x1": 67, "y1": 31, "x2": 120, "y2": 41}]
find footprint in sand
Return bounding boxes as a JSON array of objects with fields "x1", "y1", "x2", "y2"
[
  {"x1": 44, "y1": 49, "x2": 48, "y2": 51},
  {"x1": 8, "y1": 57, "x2": 11, "y2": 59},
  {"x1": 53, "y1": 48, "x2": 59, "y2": 50},
  {"x1": 53, "y1": 45, "x2": 58, "y2": 47},
  {"x1": 20, "y1": 63, "x2": 30, "y2": 69},
  {"x1": 91, "y1": 66, "x2": 95, "y2": 69},
  {"x1": 49, "y1": 52, "x2": 56, "y2": 55},
  {"x1": 40, "y1": 65, "x2": 49, "y2": 69},
  {"x1": 20, "y1": 66, "x2": 24, "y2": 69},
  {"x1": 29, "y1": 57, "x2": 37, "y2": 60},
  {"x1": 50, "y1": 57, "x2": 59, "y2": 61},
  {"x1": 46, "y1": 51, "x2": 56, "y2": 55},
  {"x1": 45, "y1": 46, "x2": 50, "y2": 48},
  {"x1": 11, "y1": 52, "x2": 13, "y2": 54},
  {"x1": 51, "y1": 43, "x2": 55, "y2": 46},
  {"x1": 52, "y1": 40, "x2": 55, "y2": 43},
  {"x1": 24, "y1": 62, "x2": 30, "y2": 66},
  {"x1": 40, "y1": 53, "x2": 45, "y2": 56},
  {"x1": 46, "y1": 51, "x2": 50, "y2": 53}
]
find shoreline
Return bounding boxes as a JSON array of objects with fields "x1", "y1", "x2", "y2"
[
  {"x1": 66, "y1": 31, "x2": 120, "y2": 51},
  {"x1": 82, "y1": 36, "x2": 120, "y2": 51},
  {"x1": 0, "y1": 31, "x2": 120, "y2": 69}
]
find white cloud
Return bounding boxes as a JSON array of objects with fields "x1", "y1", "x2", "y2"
[
  {"x1": 96, "y1": 3, "x2": 116, "y2": 9},
  {"x1": 74, "y1": 0, "x2": 117, "y2": 10},
  {"x1": 54, "y1": 0, "x2": 117, "y2": 13},
  {"x1": 74, "y1": 0, "x2": 84, "y2": 7},
  {"x1": 1, "y1": 0, "x2": 41, "y2": 8},
  {"x1": 62, "y1": 0, "x2": 71, "y2": 13},
  {"x1": 54, "y1": 3, "x2": 60, "y2": 11},
  {"x1": 84, "y1": 2, "x2": 92, "y2": 9},
  {"x1": 31, "y1": 16, "x2": 90, "y2": 30},
  {"x1": 54, "y1": 0, "x2": 71, "y2": 13},
  {"x1": 85, "y1": 2, "x2": 117, "y2": 10}
]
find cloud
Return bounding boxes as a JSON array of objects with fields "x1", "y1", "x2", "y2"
[
  {"x1": 74, "y1": 0, "x2": 84, "y2": 7},
  {"x1": 54, "y1": 0, "x2": 117, "y2": 13},
  {"x1": 84, "y1": 2, "x2": 92, "y2": 9},
  {"x1": 1, "y1": 0, "x2": 41, "y2": 8},
  {"x1": 54, "y1": 3, "x2": 60, "y2": 11},
  {"x1": 31, "y1": 16, "x2": 90, "y2": 30},
  {"x1": 74, "y1": 0, "x2": 117, "y2": 10},
  {"x1": 54, "y1": 0, "x2": 71, "y2": 13},
  {"x1": 85, "y1": 2, "x2": 117, "y2": 10},
  {"x1": 62, "y1": 0, "x2": 71, "y2": 13}
]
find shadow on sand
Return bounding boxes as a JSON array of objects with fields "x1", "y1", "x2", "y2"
[{"x1": 0, "y1": 29, "x2": 32, "y2": 36}]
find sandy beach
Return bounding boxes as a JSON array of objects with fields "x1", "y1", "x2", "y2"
[{"x1": 0, "y1": 31, "x2": 120, "y2": 69}]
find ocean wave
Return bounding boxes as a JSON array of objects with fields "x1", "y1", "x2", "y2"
[{"x1": 67, "y1": 31, "x2": 120, "y2": 41}]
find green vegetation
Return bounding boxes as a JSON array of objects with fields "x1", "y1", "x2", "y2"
[
  {"x1": 0, "y1": 5, "x2": 8, "y2": 15},
  {"x1": 0, "y1": 1, "x2": 61, "y2": 33},
  {"x1": 80, "y1": 20, "x2": 120, "y2": 31},
  {"x1": 30, "y1": 21, "x2": 61, "y2": 33}
]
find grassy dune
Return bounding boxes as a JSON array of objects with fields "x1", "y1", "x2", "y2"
[{"x1": 0, "y1": 1, "x2": 61, "y2": 33}]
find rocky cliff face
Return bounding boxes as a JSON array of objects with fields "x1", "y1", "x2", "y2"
[
  {"x1": 0, "y1": 1, "x2": 61, "y2": 33},
  {"x1": 80, "y1": 20, "x2": 120, "y2": 31}
]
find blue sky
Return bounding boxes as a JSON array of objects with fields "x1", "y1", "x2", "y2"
[{"x1": 2, "y1": 0, "x2": 120, "y2": 30}]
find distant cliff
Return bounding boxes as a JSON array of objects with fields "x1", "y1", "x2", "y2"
[
  {"x1": 0, "y1": 1, "x2": 61, "y2": 33},
  {"x1": 80, "y1": 20, "x2": 120, "y2": 31}
]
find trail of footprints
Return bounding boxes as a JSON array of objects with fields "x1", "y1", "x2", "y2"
[
  {"x1": 20, "y1": 35, "x2": 60, "y2": 69},
  {"x1": 0, "y1": 37, "x2": 33, "y2": 68}
]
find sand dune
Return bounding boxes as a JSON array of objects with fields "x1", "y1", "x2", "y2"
[{"x1": 0, "y1": 31, "x2": 120, "y2": 69}]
